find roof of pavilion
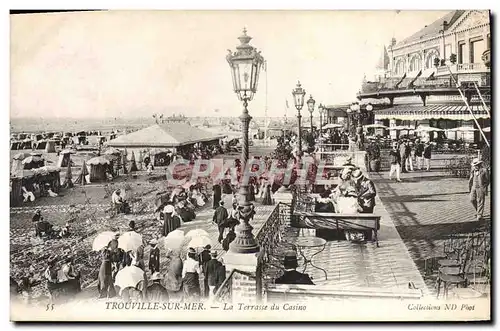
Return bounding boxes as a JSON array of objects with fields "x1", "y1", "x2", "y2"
[
  {"x1": 107, "y1": 123, "x2": 226, "y2": 148},
  {"x1": 395, "y1": 11, "x2": 465, "y2": 47}
]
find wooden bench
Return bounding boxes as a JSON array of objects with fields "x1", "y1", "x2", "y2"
[{"x1": 293, "y1": 211, "x2": 382, "y2": 247}]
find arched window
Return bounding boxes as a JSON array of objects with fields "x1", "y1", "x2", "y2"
[
  {"x1": 426, "y1": 49, "x2": 440, "y2": 69},
  {"x1": 395, "y1": 59, "x2": 405, "y2": 76},
  {"x1": 409, "y1": 55, "x2": 421, "y2": 72}
]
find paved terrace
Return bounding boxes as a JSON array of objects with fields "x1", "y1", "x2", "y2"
[
  {"x1": 280, "y1": 194, "x2": 429, "y2": 295},
  {"x1": 370, "y1": 170, "x2": 491, "y2": 293}
]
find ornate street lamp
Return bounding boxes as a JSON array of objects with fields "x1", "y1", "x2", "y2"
[
  {"x1": 226, "y1": 28, "x2": 264, "y2": 254},
  {"x1": 292, "y1": 81, "x2": 306, "y2": 154},
  {"x1": 307, "y1": 95, "x2": 316, "y2": 135},
  {"x1": 318, "y1": 104, "x2": 325, "y2": 133}
]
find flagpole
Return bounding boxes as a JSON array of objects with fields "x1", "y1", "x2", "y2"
[
  {"x1": 264, "y1": 60, "x2": 268, "y2": 142},
  {"x1": 473, "y1": 82, "x2": 491, "y2": 118},
  {"x1": 447, "y1": 67, "x2": 490, "y2": 148}
]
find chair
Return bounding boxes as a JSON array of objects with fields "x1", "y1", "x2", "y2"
[
  {"x1": 449, "y1": 260, "x2": 490, "y2": 299},
  {"x1": 436, "y1": 236, "x2": 474, "y2": 299}
]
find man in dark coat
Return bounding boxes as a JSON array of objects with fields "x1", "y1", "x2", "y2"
[
  {"x1": 204, "y1": 251, "x2": 223, "y2": 299},
  {"x1": 213, "y1": 201, "x2": 228, "y2": 243},
  {"x1": 148, "y1": 239, "x2": 160, "y2": 274},
  {"x1": 214, "y1": 259, "x2": 226, "y2": 293},
  {"x1": 275, "y1": 251, "x2": 314, "y2": 285},
  {"x1": 352, "y1": 169, "x2": 377, "y2": 214},
  {"x1": 199, "y1": 245, "x2": 212, "y2": 297},
  {"x1": 146, "y1": 272, "x2": 169, "y2": 302},
  {"x1": 399, "y1": 140, "x2": 408, "y2": 173}
]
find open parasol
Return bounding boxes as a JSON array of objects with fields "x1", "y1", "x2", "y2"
[
  {"x1": 118, "y1": 231, "x2": 143, "y2": 252},
  {"x1": 390, "y1": 126, "x2": 413, "y2": 131},
  {"x1": 364, "y1": 123, "x2": 388, "y2": 129},
  {"x1": 22, "y1": 156, "x2": 43, "y2": 164},
  {"x1": 114, "y1": 266, "x2": 144, "y2": 290},
  {"x1": 322, "y1": 123, "x2": 344, "y2": 130},
  {"x1": 161, "y1": 229, "x2": 185, "y2": 251},
  {"x1": 447, "y1": 127, "x2": 478, "y2": 132},
  {"x1": 415, "y1": 126, "x2": 444, "y2": 132},
  {"x1": 13, "y1": 152, "x2": 30, "y2": 160},
  {"x1": 188, "y1": 235, "x2": 213, "y2": 249},
  {"x1": 185, "y1": 229, "x2": 209, "y2": 238},
  {"x1": 92, "y1": 231, "x2": 118, "y2": 251}
]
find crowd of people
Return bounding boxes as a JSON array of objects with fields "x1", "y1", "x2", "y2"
[{"x1": 388, "y1": 138, "x2": 433, "y2": 181}]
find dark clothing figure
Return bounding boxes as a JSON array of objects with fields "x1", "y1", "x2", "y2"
[
  {"x1": 214, "y1": 263, "x2": 226, "y2": 293},
  {"x1": 423, "y1": 144, "x2": 432, "y2": 159},
  {"x1": 212, "y1": 185, "x2": 222, "y2": 209},
  {"x1": 213, "y1": 205, "x2": 229, "y2": 243},
  {"x1": 262, "y1": 184, "x2": 273, "y2": 205},
  {"x1": 205, "y1": 259, "x2": 222, "y2": 288},
  {"x1": 97, "y1": 249, "x2": 116, "y2": 298},
  {"x1": 415, "y1": 143, "x2": 424, "y2": 157},
  {"x1": 35, "y1": 221, "x2": 53, "y2": 238},
  {"x1": 163, "y1": 213, "x2": 181, "y2": 237},
  {"x1": 389, "y1": 149, "x2": 401, "y2": 165},
  {"x1": 222, "y1": 230, "x2": 236, "y2": 251},
  {"x1": 275, "y1": 270, "x2": 314, "y2": 285},
  {"x1": 110, "y1": 247, "x2": 125, "y2": 280},
  {"x1": 356, "y1": 177, "x2": 377, "y2": 214},
  {"x1": 199, "y1": 249, "x2": 211, "y2": 297},
  {"x1": 399, "y1": 143, "x2": 407, "y2": 173},
  {"x1": 146, "y1": 283, "x2": 169, "y2": 302},
  {"x1": 149, "y1": 246, "x2": 160, "y2": 274},
  {"x1": 248, "y1": 183, "x2": 256, "y2": 202}
]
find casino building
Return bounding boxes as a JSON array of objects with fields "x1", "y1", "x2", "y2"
[{"x1": 331, "y1": 10, "x2": 491, "y2": 143}]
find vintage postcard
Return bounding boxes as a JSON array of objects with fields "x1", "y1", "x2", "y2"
[{"x1": 9, "y1": 10, "x2": 491, "y2": 322}]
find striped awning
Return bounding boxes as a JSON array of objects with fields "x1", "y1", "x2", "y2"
[{"x1": 374, "y1": 104, "x2": 490, "y2": 121}]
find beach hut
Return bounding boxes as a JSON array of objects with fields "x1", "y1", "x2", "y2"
[
  {"x1": 57, "y1": 149, "x2": 76, "y2": 168},
  {"x1": 74, "y1": 160, "x2": 90, "y2": 185},
  {"x1": 45, "y1": 139, "x2": 57, "y2": 153},
  {"x1": 62, "y1": 163, "x2": 74, "y2": 188},
  {"x1": 87, "y1": 156, "x2": 110, "y2": 182},
  {"x1": 129, "y1": 151, "x2": 138, "y2": 172},
  {"x1": 22, "y1": 155, "x2": 45, "y2": 170},
  {"x1": 11, "y1": 153, "x2": 30, "y2": 175}
]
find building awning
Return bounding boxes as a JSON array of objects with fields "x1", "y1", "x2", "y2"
[{"x1": 374, "y1": 104, "x2": 490, "y2": 121}]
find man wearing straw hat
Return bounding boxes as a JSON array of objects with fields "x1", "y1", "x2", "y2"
[{"x1": 469, "y1": 158, "x2": 489, "y2": 221}]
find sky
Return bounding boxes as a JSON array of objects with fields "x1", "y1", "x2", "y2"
[{"x1": 10, "y1": 10, "x2": 450, "y2": 119}]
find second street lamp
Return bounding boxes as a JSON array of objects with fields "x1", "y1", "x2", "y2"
[
  {"x1": 307, "y1": 95, "x2": 316, "y2": 134},
  {"x1": 292, "y1": 81, "x2": 306, "y2": 154},
  {"x1": 226, "y1": 28, "x2": 264, "y2": 254}
]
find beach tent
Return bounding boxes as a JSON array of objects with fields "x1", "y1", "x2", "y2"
[
  {"x1": 74, "y1": 160, "x2": 90, "y2": 185},
  {"x1": 57, "y1": 149, "x2": 75, "y2": 168},
  {"x1": 62, "y1": 163, "x2": 74, "y2": 188},
  {"x1": 45, "y1": 139, "x2": 57, "y2": 153},
  {"x1": 129, "y1": 151, "x2": 138, "y2": 172},
  {"x1": 87, "y1": 156, "x2": 110, "y2": 182}
]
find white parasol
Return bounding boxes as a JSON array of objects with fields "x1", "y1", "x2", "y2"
[
  {"x1": 118, "y1": 231, "x2": 143, "y2": 252},
  {"x1": 363, "y1": 124, "x2": 388, "y2": 129},
  {"x1": 188, "y1": 235, "x2": 213, "y2": 249},
  {"x1": 415, "y1": 126, "x2": 444, "y2": 132},
  {"x1": 390, "y1": 126, "x2": 413, "y2": 131},
  {"x1": 185, "y1": 229, "x2": 209, "y2": 238},
  {"x1": 322, "y1": 123, "x2": 344, "y2": 130},
  {"x1": 161, "y1": 229, "x2": 185, "y2": 251},
  {"x1": 447, "y1": 127, "x2": 478, "y2": 132},
  {"x1": 92, "y1": 231, "x2": 118, "y2": 251},
  {"x1": 114, "y1": 266, "x2": 144, "y2": 290}
]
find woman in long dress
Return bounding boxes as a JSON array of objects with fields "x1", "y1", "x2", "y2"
[
  {"x1": 165, "y1": 249, "x2": 184, "y2": 302},
  {"x1": 262, "y1": 184, "x2": 273, "y2": 205},
  {"x1": 212, "y1": 184, "x2": 221, "y2": 209},
  {"x1": 162, "y1": 205, "x2": 181, "y2": 236},
  {"x1": 182, "y1": 248, "x2": 201, "y2": 300},
  {"x1": 97, "y1": 247, "x2": 116, "y2": 298}
]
